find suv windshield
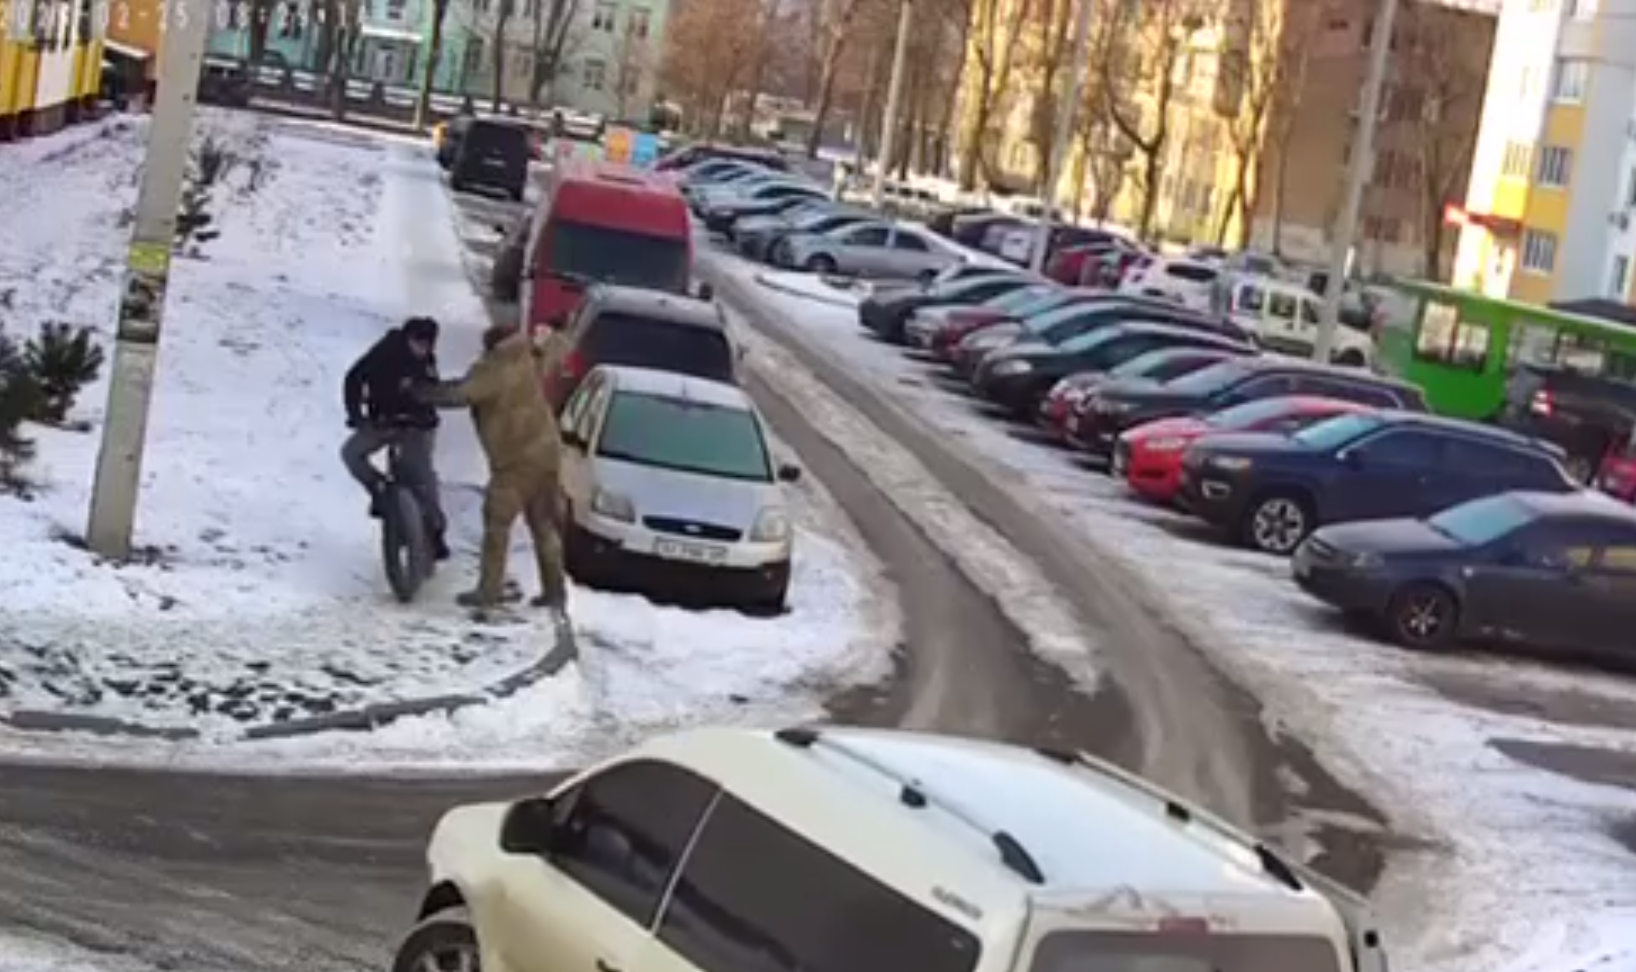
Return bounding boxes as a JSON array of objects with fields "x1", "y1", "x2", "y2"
[
  {"x1": 548, "y1": 222, "x2": 689, "y2": 292},
  {"x1": 583, "y1": 312, "x2": 734, "y2": 382},
  {"x1": 1032, "y1": 929, "x2": 1343, "y2": 972},
  {"x1": 1428, "y1": 493, "x2": 1538, "y2": 545},
  {"x1": 1293, "y1": 412, "x2": 1383, "y2": 449},
  {"x1": 597, "y1": 392, "x2": 771, "y2": 481}
]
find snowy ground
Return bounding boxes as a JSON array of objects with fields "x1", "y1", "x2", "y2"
[
  {"x1": 0, "y1": 114, "x2": 893, "y2": 762},
  {"x1": 0, "y1": 932, "x2": 147, "y2": 972},
  {"x1": 701, "y1": 248, "x2": 1636, "y2": 972}
]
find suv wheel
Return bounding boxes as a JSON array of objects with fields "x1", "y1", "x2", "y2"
[
  {"x1": 805, "y1": 254, "x2": 838, "y2": 274},
  {"x1": 1385, "y1": 582, "x2": 1458, "y2": 650},
  {"x1": 391, "y1": 907, "x2": 480, "y2": 972},
  {"x1": 1240, "y1": 492, "x2": 1311, "y2": 554}
]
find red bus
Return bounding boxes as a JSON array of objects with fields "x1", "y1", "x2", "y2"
[{"x1": 521, "y1": 160, "x2": 695, "y2": 334}]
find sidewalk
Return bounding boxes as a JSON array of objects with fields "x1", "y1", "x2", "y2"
[{"x1": 0, "y1": 112, "x2": 890, "y2": 758}]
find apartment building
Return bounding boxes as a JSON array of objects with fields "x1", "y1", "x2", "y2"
[
  {"x1": 1, "y1": 0, "x2": 106, "y2": 140},
  {"x1": 457, "y1": 0, "x2": 669, "y2": 119},
  {"x1": 1453, "y1": 0, "x2": 1636, "y2": 303},
  {"x1": 1249, "y1": 0, "x2": 1497, "y2": 278}
]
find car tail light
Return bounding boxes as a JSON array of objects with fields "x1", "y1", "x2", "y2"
[
  {"x1": 1530, "y1": 388, "x2": 1553, "y2": 417},
  {"x1": 563, "y1": 348, "x2": 586, "y2": 379}
]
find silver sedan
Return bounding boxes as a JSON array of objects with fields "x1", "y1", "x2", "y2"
[{"x1": 772, "y1": 221, "x2": 957, "y2": 281}]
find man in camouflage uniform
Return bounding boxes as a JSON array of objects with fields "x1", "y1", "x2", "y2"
[{"x1": 429, "y1": 324, "x2": 567, "y2": 613}]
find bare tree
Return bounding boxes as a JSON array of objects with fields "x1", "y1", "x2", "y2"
[
  {"x1": 1212, "y1": 0, "x2": 1318, "y2": 248},
  {"x1": 414, "y1": 0, "x2": 455, "y2": 128},
  {"x1": 529, "y1": 0, "x2": 584, "y2": 105},
  {"x1": 1396, "y1": 0, "x2": 1492, "y2": 278},
  {"x1": 956, "y1": 0, "x2": 1034, "y2": 188},
  {"x1": 491, "y1": 0, "x2": 516, "y2": 110},
  {"x1": 660, "y1": 0, "x2": 763, "y2": 134},
  {"x1": 1023, "y1": 0, "x2": 1077, "y2": 193},
  {"x1": 610, "y1": 21, "x2": 655, "y2": 119},
  {"x1": 803, "y1": 0, "x2": 868, "y2": 157},
  {"x1": 328, "y1": 0, "x2": 365, "y2": 120},
  {"x1": 1096, "y1": 0, "x2": 1202, "y2": 239}
]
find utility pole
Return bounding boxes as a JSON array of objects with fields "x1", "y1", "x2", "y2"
[
  {"x1": 85, "y1": 0, "x2": 213, "y2": 558},
  {"x1": 1313, "y1": 0, "x2": 1399, "y2": 364},
  {"x1": 871, "y1": 0, "x2": 914, "y2": 211},
  {"x1": 1030, "y1": 0, "x2": 1095, "y2": 274}
]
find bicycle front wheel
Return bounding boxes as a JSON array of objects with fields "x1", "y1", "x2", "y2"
[{"x1": 381, "y1": 485, "x2": 432, "y2": 603}]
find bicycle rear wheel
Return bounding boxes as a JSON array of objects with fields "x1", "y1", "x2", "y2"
[{"x1": 381, "y1": 484, "x2": 432, "y2": 603}]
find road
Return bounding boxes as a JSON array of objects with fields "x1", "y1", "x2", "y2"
[{"x1": 0, "y1": 186, "x2": 1152, "y2": 972}]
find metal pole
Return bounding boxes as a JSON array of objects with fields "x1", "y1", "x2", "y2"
[
  {"x1": 1313, "y1": 0, "x2": 1399, "y2": 363},
  {"x1": 871, "y1": 0, "x2": 914, "y2": 211},
  {"x1": 1031, "y1": 0, "x2": 1095, "y2": 273},
  {"x1": 85, "y1": 0, "x2": 212, "y2": 558}
]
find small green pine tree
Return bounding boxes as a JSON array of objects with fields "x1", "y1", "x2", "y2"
[
  {"x1": 0, "y1": 329, "x2": 42, "y2": 495},
  {"x1": 23, "y1": 322, "x2": 106, "y2": 424}
]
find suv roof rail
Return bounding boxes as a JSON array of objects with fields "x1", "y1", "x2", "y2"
[
  {"x1": 774, "y1": 726, "x2": 1045, "y2": 884},
  {"x1": 1034, "y1": 746, "x2": 1302, "y2": 892}
]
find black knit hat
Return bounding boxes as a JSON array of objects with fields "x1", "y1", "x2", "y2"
[{"x1": 403, "y1": 316, "x2": 439, "y2": 342}]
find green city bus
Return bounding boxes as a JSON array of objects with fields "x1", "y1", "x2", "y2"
[{"x1": 1375, "y1": 281, "x2": 1636, "y2": 419}]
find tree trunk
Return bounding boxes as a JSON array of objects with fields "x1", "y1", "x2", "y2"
[
  {"x1": 491, "y1": 11, "x2": 512, "y2": 112},
  {"x1": 330, "y1": 27, "x2": 354, "y2": 121},
  {"x1": 1271, "y1": 143, "x2": 1291, "y2": 254},
  {"x1": 804, "y1": 31, "x2": 849, "y2": 158},
  {"x1": 854, "y1": 40, "x2": 883, "y2": 166},
  {"x1": 1137, "y1": 150, "x2": 1162, "y2": 240},
  {"x1": 248, "y1": 0, "x2": 274, "y2": 65},
  {"x1": 413, "y1": 0, "x2": 451, "y2": 129}
]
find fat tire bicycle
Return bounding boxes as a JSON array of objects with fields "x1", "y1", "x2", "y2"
[{"x1": 379, "y1": 438, "x2": 436, "y2": 604}]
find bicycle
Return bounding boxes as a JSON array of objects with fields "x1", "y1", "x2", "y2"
[{"x1": 379, "y1": 439, "x2": 436, "y2": 604}]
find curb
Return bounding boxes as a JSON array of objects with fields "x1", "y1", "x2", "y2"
[
  {"x1": 752, "y1": 272, "x2": 865, "y2": 310},
  {"x1": 0, "y1": 617, "x2": 578, "y2": 742}
]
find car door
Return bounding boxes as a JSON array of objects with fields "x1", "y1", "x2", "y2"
[
  {"x1": 882, "y1": 227, "x2": 940, "y2": 277},
  {"x1": 835, "y1": 224, "x2": 892, "y2": 275},
  {"x1": 1582, "y1": 540, "x2": 1636, "y2": 656},
  {"x1": 1329, "y1": 428, "x2": 1450, "y2": 522},
  {"x1": 494, "y1": 758, "x2": 720, "y2": 972},
  {"x1": 1463, "y1": 526, "x2": 1601, "y2": 652}
]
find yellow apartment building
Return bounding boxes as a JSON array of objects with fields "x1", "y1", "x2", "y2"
[{"x1": 1, "y1": 0, "x2": 106, "y2": 141}]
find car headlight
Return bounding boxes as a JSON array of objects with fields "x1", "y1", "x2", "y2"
[
  {"x1": 1146, "y1": 436, "x2": 1189, "y2": 452},
  {"x1": 1208, "y1": 455, "x2": 1252, "y2": 472},
  {"x1": 751, "y1": 507, "x2": 790, "y2": 542},
  {"x1": 991, "y1": 359, "x2": 1032, "y2": 376},
  {"x1": 591, "y1": 487, "x2": 636, "y2": 522}
]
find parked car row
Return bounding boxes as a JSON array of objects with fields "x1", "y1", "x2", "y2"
[{"x1": 857, "y1": 264, "x2": 1636, "y2": 664}]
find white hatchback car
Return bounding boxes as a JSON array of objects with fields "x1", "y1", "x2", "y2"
[
  {"x1": 557, "y1": 365, "x2": 799, "y2": 612},
  {"x1": 1119, "y1": 257, "x2": 1221, "y2": 311},
  {"x1": 391, "y1": 725, "x2": 1388, "y2": 972}
]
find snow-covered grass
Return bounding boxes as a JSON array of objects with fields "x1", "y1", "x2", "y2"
[
  {"x1": 0, "y1": 933, "x2": 147, "y2": 972},
  {"x1": 0, "y1": 113, "x2": 893, "y2": 762},
  {"x1": 701, "y1": 246, "x2": 1636, "y2": 972}
]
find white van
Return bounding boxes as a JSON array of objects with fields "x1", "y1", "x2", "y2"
[
  {"x1": 393, "y1": 725, "x2": 1388, "y2": 972},
  {"x1": 1216, "y1": 275, "x2": 1375, "y2": 366}
]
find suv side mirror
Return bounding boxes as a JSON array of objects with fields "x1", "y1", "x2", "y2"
[
  {"x1": 777, "y1": 462, "x2": 802, "y2": 482},
  {"x1": 499, "y1": 796, "x2": 557, "y2": 855},
  {"x1": 1338, "y1": 449, "x2": 1362, "y2": 468}
]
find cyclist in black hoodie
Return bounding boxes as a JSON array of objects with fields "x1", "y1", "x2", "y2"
[{"x1": 341, "y1": 316, "x2": 451, "y2": 560}]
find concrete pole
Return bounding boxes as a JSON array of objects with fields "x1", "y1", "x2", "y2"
[
  {"x1": 1313, "y1": 0, "x2": 1399, "y2": 364},
  {"x1": 871, "y1": 0, "x2": 914, "y2": 211},
  {"x1": 85, "y1": 0, "x2": 213, "y2": 558},
  {"x1": 1030, "y1": 0, "x2": 1096, "y2": 273}
]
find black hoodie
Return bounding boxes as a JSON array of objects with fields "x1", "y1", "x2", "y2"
[{"x1": 343, "y1": 329, "x2": 441, "y2": 429}]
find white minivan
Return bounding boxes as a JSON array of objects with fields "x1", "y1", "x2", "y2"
[{"x1": 1215, "y1": 275, "x2": 1375, "y2": 366}]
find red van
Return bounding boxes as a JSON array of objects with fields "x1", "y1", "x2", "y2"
[{"x1": 521, "y1": 161, "x2": 696, "y2": 334}]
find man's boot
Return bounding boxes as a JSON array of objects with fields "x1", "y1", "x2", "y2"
[{"x1": 430, "y1": 528, "x2": 451, "y2": 562}]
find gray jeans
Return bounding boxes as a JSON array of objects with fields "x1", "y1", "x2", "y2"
[{"x1": 340, "y1": 426, "x2": 447, "y2": 535}]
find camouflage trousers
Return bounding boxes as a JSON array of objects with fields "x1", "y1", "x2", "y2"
[{"x1": 476, "y1": 456, "x2": 566, "y2": 608}]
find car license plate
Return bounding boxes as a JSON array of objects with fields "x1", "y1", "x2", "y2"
[{"x1": 655, "y1": 539, "x2": 729, "y2": 565}]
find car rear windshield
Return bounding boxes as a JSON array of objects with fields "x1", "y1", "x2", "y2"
[
  {"x1": 988, "y1": 284, "x2": 1060, "y2": 313},
  {"x1": 583, "y1": 312, "x2": 735, "y2": 382},
  {"x1": 1165, "y1": 359, "x2": 1255, "y2": 395},
  {"x1": 597, "y1": 392, "x2": 771, "y2": 481},
  {"x1": 1293, "y1": 412, "x2": 1383, "y2": 449},
  {"x1": 1428, "y1": 493, "x2": 1539, "y2": 545},
  {"x1": 1031, "y1": 929, "x2": 1344, "y2": 972},
  {"x1": 1165, "y1": 262, "x2": 1219, "y2": 282},
  {"x1": 548, "y1": 221, "x2": 689, "y2": 293},
  {"x1": 466, "y1": 122, "x2": 529, "y2": 155}
]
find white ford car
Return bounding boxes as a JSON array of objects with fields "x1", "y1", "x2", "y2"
[{"x1": 391, "y1": 725, "x2": 1388, "y2": 972}]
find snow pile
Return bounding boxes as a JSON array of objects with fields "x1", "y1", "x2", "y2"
[
  {"x1": 705, "y1": 247, "x2": 1636, "y2": 972},
  {"x1": 0, "y1": 115, "x2": 891, "y2": 755},
  {"x1": 0, "y1": 933, "x2": 148, "y2": 972}
]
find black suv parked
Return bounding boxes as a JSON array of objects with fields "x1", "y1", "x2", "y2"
[
  {"x1": 1500, "y1": 363, "x2": 1636, "y2": 482},
  {"x1": 1178, "y1": 411, "x2": 1576, "y2": 555},
  {"x1": 858, "y1": 271, "x2": 1034, "y2": 343},
  {"x1": 1067, "y1": 357, "x2": 1427, "y2": 460}
]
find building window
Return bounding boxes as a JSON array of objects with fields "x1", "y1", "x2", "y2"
[
  {"x1": 1517, "y1": 65, "x2": 1541, "y2": 100},
  {"x1": 583, "y1": 57, "x2": 606, "y2": 89},
  {"x1": 1535, "y1": 145, "x2": 1572, "y2": 187},
  {"x1": 627, "y1": 5, "x2": 650, "y2": 37},
  {"x1": 1610, "y1": 256, "x2": 1629, "y2": 298},
  {"x1": 1568, "y1": 0, "x2": 1597, "y2": 18},
  {"x1": 1521, "y1": 229, "x2": 1558, "y2": 273},
  {"x1": 385, "y1": 0, "x2": 407, "y2": 19},
  {"x1": 1501, "y1": 141, "x2": 1534, "y2": 177},
  {"x1": 592, "y1": 2, "x2": 616, "y2": 30},
  {"x1": 1552, "y1": 58, "x2": 1589, "y2": 102}
]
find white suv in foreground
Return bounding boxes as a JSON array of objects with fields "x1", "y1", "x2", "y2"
[{"x1": 391, "y1": 726, "x2": 1388, "y2": 972}]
